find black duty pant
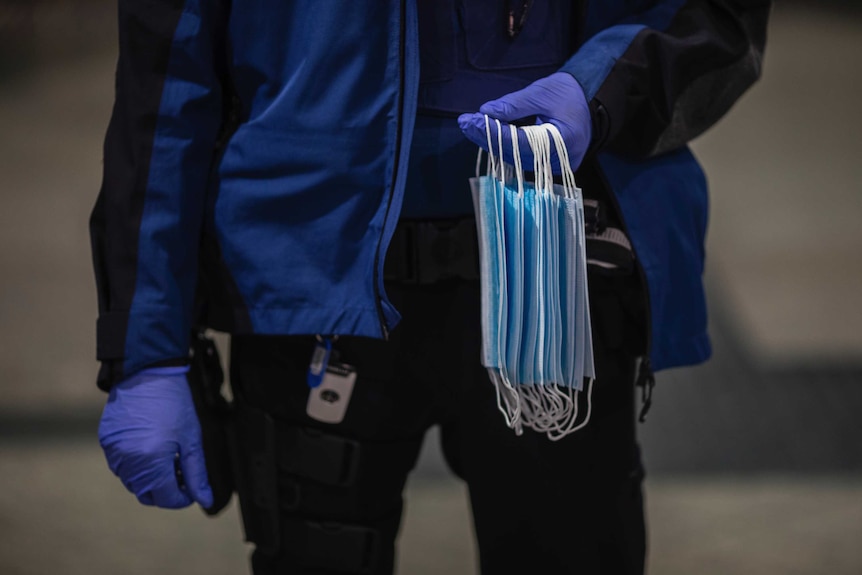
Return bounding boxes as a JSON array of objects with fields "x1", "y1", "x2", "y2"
[{"x1": 229, "y1": 271, "x2": 646, "y2": 575}]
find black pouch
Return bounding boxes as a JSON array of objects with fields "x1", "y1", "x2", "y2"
[
  {"x1": 231, "y1": 401, "x2": 281, "y2": 554},
  {"x1": 187, "y1": 331, "x2": 236, "y2": 516}
]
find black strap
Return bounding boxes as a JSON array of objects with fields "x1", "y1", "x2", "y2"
[
  {"x1": 282, "y1": 519, "x2": 380, "y2": 574},
  {"x1": 277, "y1": 427, "x2": 360, "y2": 487},
  {"x1": 275, "y1": 426, "x2": 421, "y2": 489},
  {"x1": 385, "y1": 218, "x2": 479, "y2": 284},
  {"x1": 636, "y1": 357, "x2": 655, "y2": 423}
]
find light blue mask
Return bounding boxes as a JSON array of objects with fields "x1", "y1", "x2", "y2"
[{"x1": 471, "y1": 118, "x2": 595, "y2": 438}]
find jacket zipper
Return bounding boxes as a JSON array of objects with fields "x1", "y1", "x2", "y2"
[
  {"x1": 593, "y1": 159, "x2": 655, "y2": 421},
  {"x1": 372, "y1": 0, "x2": 407, "y2": 340}
]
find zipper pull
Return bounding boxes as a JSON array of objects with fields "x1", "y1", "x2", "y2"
[{"x1": 636, "y1": 357, "x2": 655, "y2": 423}]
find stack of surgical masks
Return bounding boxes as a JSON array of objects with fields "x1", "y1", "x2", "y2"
[{"x1": 470, "y1": 117, "x2": 595, "y2": 440}]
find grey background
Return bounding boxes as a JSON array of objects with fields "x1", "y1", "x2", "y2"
[{"x1": 1, "y1": 1, "x2": 861, "y2": 573}]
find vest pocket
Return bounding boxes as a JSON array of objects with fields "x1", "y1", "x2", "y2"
[
  {"x1": 459, "y1": 0, "x2": 569, "y2": 71},
  {"x1": 418, "y1": 0, "x2": 458, "y2": 83}
]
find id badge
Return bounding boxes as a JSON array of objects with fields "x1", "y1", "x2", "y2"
[{"x1": 306, "y1": 362, "x2": 357, "y2": 424}]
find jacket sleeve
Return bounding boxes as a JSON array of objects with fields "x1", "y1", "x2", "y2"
[
  {"x1": 89, "y1": 0, "x2": 227, "y2": 390},
  {"x1": 560, "y1": 0, "x2": 771, "y2": 159}
]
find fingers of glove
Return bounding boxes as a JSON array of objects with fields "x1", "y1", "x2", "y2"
[
  {"x1": 458, "y1": 112, "x2": 491, "y2": 152},
  {"x1": 458, "y1": 112, "x2": 532, "y2": 159},
  {"x1": 179, "y1": 444, "x2": 214, "y2": 509},
  {"x1": 458, "y1": 113, "x2": 565, "y2": 172},
  {"x1": 98, "y1": 424, "x2": 165, "y2": 481},
  {"x1": 106, "y1": 447, "x2": 193, "y2": 508},
  {"x1": 467, "y1": 73, "x2": 591, "y2": 172},
  {"x1": 98, "y1": 369, "x2": 204, "y2": 507},
  {"x1": 479, "y1": 72, "x2": 587, "y2": 123},
  {"x1": 143, "y1": 471, "x2": 195, "y2": 509},
  {"x1": 478, "y1": 87, "x2": 551, "y2": 123}
]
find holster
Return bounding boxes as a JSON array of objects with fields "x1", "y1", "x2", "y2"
[
  {"x1": 229, "y1": 399, "x2": 389, "y2": 571},
  {"x1": 187, "y1": 331, "x2": 236, "y2": 516},
  {"x1": 231, "y1": 401, "x2": 282, "y2": 555}
]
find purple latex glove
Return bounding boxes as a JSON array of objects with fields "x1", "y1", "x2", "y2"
[
  {"x1": 98, "y1": 366, "x2": 213, "y2": 509},
  {"x1": 458, "y1": 72, "x2": 592, "y2": 173}
]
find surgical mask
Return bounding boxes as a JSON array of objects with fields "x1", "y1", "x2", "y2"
[{"x1": 470, "y1": 118, "x2": 594, "y2": 439}]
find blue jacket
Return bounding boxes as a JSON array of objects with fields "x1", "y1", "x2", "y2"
[{"x1": 91, "y1": 0, "x2": 770, "y2": 388}]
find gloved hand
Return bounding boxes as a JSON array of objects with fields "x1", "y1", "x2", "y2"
[
  {"x1": 458, "y1": 72, "x2": 592, "y2": 173},
  {"x1": 98, "y1": 366, "x2": 214, "y2": 509}
]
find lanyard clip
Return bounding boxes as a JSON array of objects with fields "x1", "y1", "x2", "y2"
[{"x1": 307, "y1": 336, "x2": 333, "y2": 389}]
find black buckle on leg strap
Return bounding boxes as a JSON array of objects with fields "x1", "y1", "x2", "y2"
[
  {"x1": 282, "y1": 519, "x2": 380, "y2": 574},
  {"x1": 277, "y1": 427, "x2": 361, "y2": 487}
]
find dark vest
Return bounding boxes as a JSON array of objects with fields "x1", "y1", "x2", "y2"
[
  {"x1": 417, "y1": 0, "x2": 578, "y2": 116},
  {"x1": 402, "y1": 1, "x2": 579, "y2": 219}
]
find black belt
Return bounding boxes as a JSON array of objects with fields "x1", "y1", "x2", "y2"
[
  {"x1": 384, "y1": 210, "x2": 634, "y2": 283},
  {"x1": 384, "y1": 217, "x2": 480, "y2": 284}
]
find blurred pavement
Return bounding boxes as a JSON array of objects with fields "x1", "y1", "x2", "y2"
[{"x1": 1, "y1": 3, "x2": 861, "y2": 574}]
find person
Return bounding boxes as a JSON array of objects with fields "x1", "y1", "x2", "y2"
[{"x1": 91, "y1": 1, "x2": 771, "y2": 573}]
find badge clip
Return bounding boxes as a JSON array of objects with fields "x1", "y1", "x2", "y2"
[
  {"x1": 307, "y1": 362, "x2": 357, "y2": 424},
  {"x1": 306, "y1": 336, "x2": 332, "y2": 389}
]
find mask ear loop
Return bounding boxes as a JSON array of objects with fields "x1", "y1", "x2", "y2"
[
  {"x1": 510, "y1": 124, "x2": 524, "y2": 197},
  {"x1": 538, "y1": 127, "x2": 549, "y2": 192},
  {"x1": 506, "y1": 119, "x2": 530, "y2": 431},
  {"x1": 542, "y1": 124, "x2": 576, "y2": 434},
  {"x1": 546, "y1": 123, "x2": 594, "y2": 439},
  {"x1": 535, "y1": 127, "x2": 564, "y2": 390},
  {"x1": 512, "y1": 124, "x2": 587, "y2": 439},
  {"x1": 546, "y1": 123, "x2": 577, "y2": 198},
  {"x1": 522, "y1": 126, "x2": 540, "y2": 193},
  {"x1": 506, "y1": 124, "x2": 532, "y2": 431},
  {"x1": 542, "y1": 125, "x2": 554, "y2": 194},
  {"x1": 509, "y1": 125, "x2": 566, "y2": 435},
  {"x1": 495, "y1": 118, "x2": 505, "y2": 183},
  {"x1": 545, "y1": 379, "x2": 593, "y2": 441},
  {"x1": 531, "y1": 125, "x2": 549, "y2": 391},
  {"x1": 535, "y1": 127, "x2": 549, "y2": 388},
  {"x1": 486, "y1": 116, "x2": 522, "y2": 433},
  {"x1": 526, "y1": 124, "x2": 553, "y2": 194},
  {"x1": 483, "y1": 114, "x2": 497, "y2": 179}
]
